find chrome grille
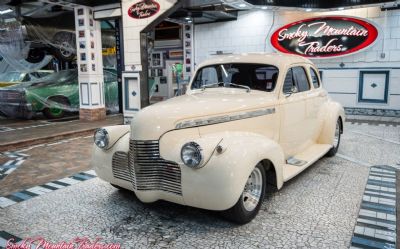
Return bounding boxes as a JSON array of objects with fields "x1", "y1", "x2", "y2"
[
  {"x1": 129, "y1": 140, "x2": 182, "y2": 195},
  {"x1": 112, "y1": 151, "x2": 131, "y2": 182}
]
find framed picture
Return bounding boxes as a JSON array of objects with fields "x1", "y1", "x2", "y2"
[
  {"x1": 91, "y1": 41, "x2": 94, "y2": 49},
  {"x1": 358, "y1": 71, "x2": 389, "y2": 104},
  {"x1": 80, "y1": 64, "x2": 87, "y2": 72},
  {"x1": 79, "y1": 41, "x2": 86, "y2": 49},
  {"x1": 92, "y1": 64, "x2": 96, "y2": 72},
  {"x1": 169, "y1": 50, "x2": 183, "y2": 59},
  {"x1": 78, "y1": 19, "x2": 84, "y2": 26},
  {"x1": 89, "y1": 19, "x2": 94, "y2": 27},
  {"x1": 80, "y1": 53, "x2": 86, "y2": 61},
  {"x1": 150, "y1": 69, "x2": 156, "y2": 77},
  {"x1": 185, "y1": 33, "x2": 191, "y2": 39},
  {"x1": 150, "y1": 52, "x2": 163, "y2": 68},
  {"x1": 77, "y1": 8, "x2": 84, "y2": 15},
  {"x1": 91, "y1": 53, "x2": 95, "y2": 60},
  {"x1": 157, "y1": 69, "x2": 163, "y2": 77},
  {"x1": 90, "y1": 31, "x2": 94, "y2": 37},
  {"x1": 79, "y1": 31, "x2": 85, "y2": 38},
  {"x1": 185, "y1": 41, "x2": 191, "y2": 47}
]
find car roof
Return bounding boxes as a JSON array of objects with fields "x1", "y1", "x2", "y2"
[{"x1": 196, "y1": 53, "x2": 313, "y2": 69}]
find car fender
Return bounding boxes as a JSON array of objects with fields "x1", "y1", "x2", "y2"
[
  {"x1": 317, "y1": 100, "x2": 345, "y2": 145},
  {"x1": 100, "y1": 125, "x2": 130, "y2": 150},
  {"x1": 160, "y1": 130, "x2": 285, "y2": 210},
  {"x1": 91, "y1": 130, "x2": 133, "y2": 191}
]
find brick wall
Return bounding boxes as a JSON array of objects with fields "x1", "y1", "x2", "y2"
[{"x1": 79, "y1": 108, "x2": 106, "y2": 121}]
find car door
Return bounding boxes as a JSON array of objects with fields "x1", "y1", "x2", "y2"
[
  {"x1": 305, "y1": 66, "x2": 328, "y2": 142},
  {"x1": 279, "y1": 65, "x2": 313, "y2": 157}
]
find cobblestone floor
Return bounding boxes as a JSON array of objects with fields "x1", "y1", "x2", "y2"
[{"x1": 0, "y1": 122, "x2": 398, "y2": 249}]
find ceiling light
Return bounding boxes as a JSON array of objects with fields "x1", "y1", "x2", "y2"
[
  {"x1": 238, "y1": 3, "x2": 247, "y2": 8},
  {"x1": 185, "y1": 17, "x2": 191, "y2": 20},
  {"x1": 338, "y1": 7, "x2": 345, "y2": 10},
  {"x1": 261, "y1": 6, "x2": 268, "y2": 10},
  {"x1": 305, "y1": 8, "x2": 312, "y2": 12},
  {"x1": 0, "y1": 8, "x2": 13, "y2": 15}
]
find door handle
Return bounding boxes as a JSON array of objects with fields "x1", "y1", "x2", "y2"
[{"x1": 131, "y1": 91, "x2": 137, "y2": 96}]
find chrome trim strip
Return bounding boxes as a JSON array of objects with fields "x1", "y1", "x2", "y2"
[{"x1": 175, "y1": 108, "x2": 276, "y2": 129}]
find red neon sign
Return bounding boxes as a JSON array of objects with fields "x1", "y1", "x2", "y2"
[
  {"x1": 128, "y1": 0, "x2": 160, "y2": 19},
  {"x1": 270, "y1": 16, "x2": 379, "y2": 58}
]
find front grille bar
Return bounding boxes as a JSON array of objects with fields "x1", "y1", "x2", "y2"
[{"x1": 129, "y1": 140, "x2": 182, "y2": 195}]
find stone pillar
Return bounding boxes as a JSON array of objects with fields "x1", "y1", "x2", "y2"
[{"x1": 74, "y1": 6, "x2": 106, "y2": 121}]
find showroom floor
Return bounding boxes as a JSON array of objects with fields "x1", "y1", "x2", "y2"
[{"x1": 0, "y1": 121, "x2": 398, "y2": 249}]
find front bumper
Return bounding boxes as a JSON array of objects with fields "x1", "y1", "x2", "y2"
[{"x1": 92, "y1": 133, "x2": 245, "y2": 211}]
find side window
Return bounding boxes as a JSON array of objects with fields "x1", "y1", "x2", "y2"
[
  {"x1": 292, "y1": 67, "x2": 310, "y2": 92},
  {"x1": 282, "y1": 68, "x2": 295, "y2": 94},
  {"x1": 310, "y1": 68, "x2": 320, "y2": 88}
]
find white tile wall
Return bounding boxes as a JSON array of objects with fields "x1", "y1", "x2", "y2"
[{"x1": 194, "y1": 7, "x2": 400, "y2": 110}]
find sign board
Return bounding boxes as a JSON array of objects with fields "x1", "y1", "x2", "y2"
[
  {"x1": 128, "y1": 0, "x2": 160, "y2": 19},
  {"x1": 270, "y1": 16, "x2": 379, "y2": 58}
]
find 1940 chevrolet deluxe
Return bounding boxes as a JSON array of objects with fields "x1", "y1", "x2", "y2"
[{"x1": 91, "y1": 53, "x2": 345, "y2": 224}]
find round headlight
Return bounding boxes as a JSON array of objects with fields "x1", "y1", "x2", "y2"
[
  {"x1": 181, "y1": 142, "x2": 203, "y2": 168},
  {"x1": 94, "y1": 128, "x2": 109, "y2": 149}
]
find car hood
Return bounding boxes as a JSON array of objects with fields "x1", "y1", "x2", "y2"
[{"x1": 131, "y1": 89, "x2": 277, "y2": 140}]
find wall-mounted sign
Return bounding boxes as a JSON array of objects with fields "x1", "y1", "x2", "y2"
[
  {"x1": 270, "y1": 16, "x2": 379, "y2": 58},
  {"x1": 128, "y1": 0, "x2": 160, "y2": 19}
]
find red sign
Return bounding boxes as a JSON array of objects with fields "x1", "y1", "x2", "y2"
[
  {"x1": 128, "y1": 0, "x2": 160, "y2": 19},
  {"x1": 270, "y1": 16, "x2": 379, "y2": 58}
]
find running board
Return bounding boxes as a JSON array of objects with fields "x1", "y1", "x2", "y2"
[
  {"x1": 282, "y1": 144, "x2": 332, "y2": 182},
  {"x1": 286, "y1": 157, "x2": 307, "y2": 166}
]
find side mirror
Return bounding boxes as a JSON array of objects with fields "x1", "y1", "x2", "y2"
[{"x1": 284, "y1": 86, "x2": 298, "y2": 97}]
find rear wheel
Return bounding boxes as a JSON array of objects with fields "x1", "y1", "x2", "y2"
[
  {"x1": 222, "y1": 163, "x2": 266, "y2": 224},
  {"x1": 326, "y1": 118, "x2": 341, "y2": 157},
  {"x1": 43, "y1": 96, "x2": 70, "y2": 119}
]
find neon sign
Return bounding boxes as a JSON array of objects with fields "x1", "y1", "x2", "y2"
[{"x1": 271, "y1": 16, "x2": 379, "y2": 58}]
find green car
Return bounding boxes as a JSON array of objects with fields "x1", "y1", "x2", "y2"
[{"x1": 0, "y1": 69, "x2": 119, "y2": 119}]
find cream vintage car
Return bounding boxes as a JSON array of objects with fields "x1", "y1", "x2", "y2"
[{"x1": 91, "y1": 53, "x2": 344, "y2": 224}]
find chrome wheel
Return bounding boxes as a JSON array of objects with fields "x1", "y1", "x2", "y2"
[
  {"x1": 60, "y1": 41, "x2": 73, "y2": 57},
  {"x1": 242, "y1": 167, "x2": 263, "y2": 212},
  {"x1": 333, "y1": 120, "x2": 340, "y2": 148}
]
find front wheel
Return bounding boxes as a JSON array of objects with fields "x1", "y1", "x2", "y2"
[
  {"x1": 222, "y1": 163, "x2": 266, "y2": 224},
  {"x1": 326, "y1": 118, "x2": 341, "y2": 157}
]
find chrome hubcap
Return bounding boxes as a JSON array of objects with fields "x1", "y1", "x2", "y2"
[
  {"x1": 242, "y1": 167, "x2": 262, "y2": 212},
  {"x1": 333, "y1": 121, "x2": 340, "y2": 148}
]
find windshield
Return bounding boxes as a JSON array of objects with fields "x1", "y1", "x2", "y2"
[
  {"x1": 191, "y1": 63, "x2": 279, "y2": 92},
  {"x1": 0, "y1": 72, "x2": 25, "y2": 82}
]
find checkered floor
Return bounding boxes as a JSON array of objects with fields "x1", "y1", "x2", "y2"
[
  {"x1": 351, "y1": 165, "x2": 397, "y2": 249},
  {"x1": 0, "y1": 170, "x2": 96, "y2": 209}
]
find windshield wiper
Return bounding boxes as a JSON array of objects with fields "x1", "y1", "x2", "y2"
[{"x1": 201, "y1": 82, "x2": 251, "y2": 92}]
